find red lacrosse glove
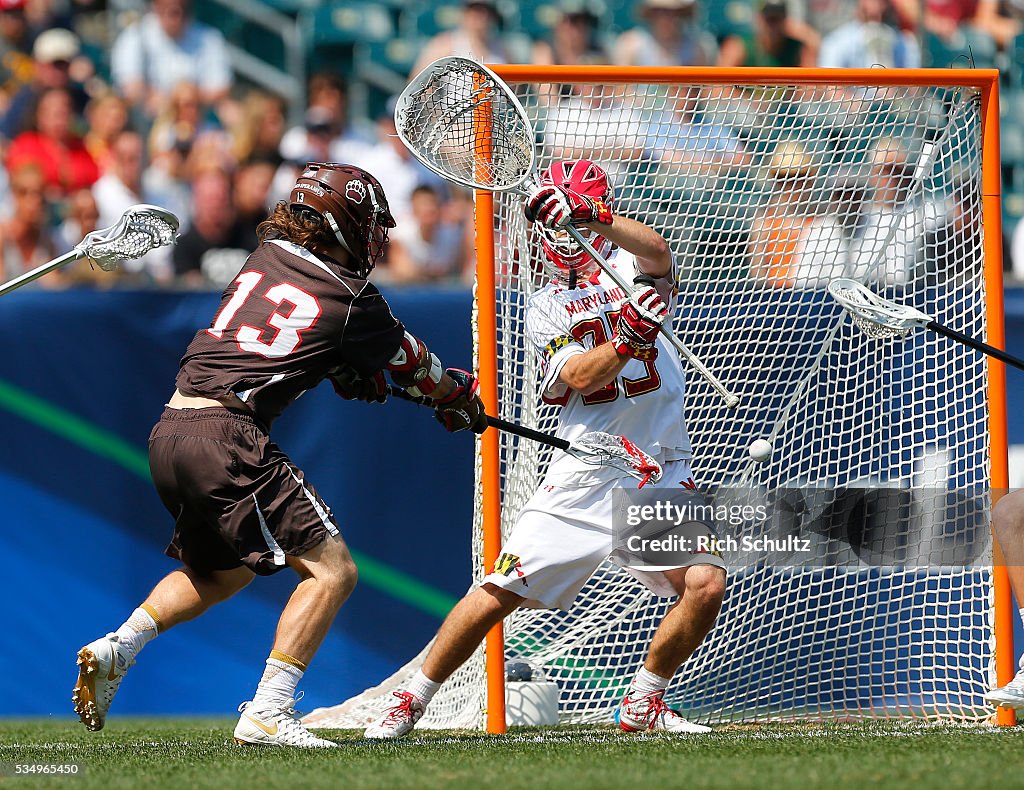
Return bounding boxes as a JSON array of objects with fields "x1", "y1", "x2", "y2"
[
  {"x1": 524, "y1": 184, "x2": 612, "y2": 229},
  {"x1": 434, "y1": 368, "x2": 489, "y2": 434},
  {"x1": 330, "y1": 366, "x2": 388, "y2": 404},
  {"x1": 612, "y1": 286, "x2": 667, "y2": 361}
]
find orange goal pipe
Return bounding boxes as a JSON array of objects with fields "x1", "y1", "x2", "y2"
[
  {"x1": 473, "y1": 70, "x2": 507, "y2": 734},
  {"x1": 493, "y1": 64, "x2": 1000, "y2": 89},
  {"x1": 981, "y1": 79, "x2": 1017, "y2": 727}
]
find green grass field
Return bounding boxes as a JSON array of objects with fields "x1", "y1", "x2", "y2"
[{"x1": 1, "y1": 719, "x2": 1023, "y2": 789}]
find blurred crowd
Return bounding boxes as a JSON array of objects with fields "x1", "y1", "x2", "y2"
[{"x1": 0, "y1": 0, "x2": 1017, "y2": 290}]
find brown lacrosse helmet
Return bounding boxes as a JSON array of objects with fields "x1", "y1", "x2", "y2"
[{"x1": 289, "y1": 162, "x2": 396, "y2": 275}]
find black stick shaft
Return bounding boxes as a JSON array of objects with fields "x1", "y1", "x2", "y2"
[
  {"x1": 387, "y1": 386, "x2": 570, "y2": 450},
  {"x1": 927, "y1": 321, "x2": 1024, "y2": 372}
]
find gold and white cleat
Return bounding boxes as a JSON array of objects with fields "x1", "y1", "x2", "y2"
[
  {"x1": 234, "y1": 696, "x2": 339, "y2": 749},
  {"x1": 72, "y1": 634, "x2": 134, "y2": 731}
]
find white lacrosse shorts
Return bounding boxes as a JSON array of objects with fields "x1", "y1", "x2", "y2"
[{"x1": 481, "y1": 460, "x2": 726, "y2": 610}]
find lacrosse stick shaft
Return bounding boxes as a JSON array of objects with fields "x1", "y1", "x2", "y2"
[
  {"x1": 562, "y1": 224, "x2": 741, "y2": 408},
  {"x1": 0, "y1": 249, "x2": 81, "y2": 297},
  {"x1": 388, "y1": 386, "x2": 571, "y2": 450},
  {"x1": 927, "y1": 321, "x2": 1024, "y2": 372}
]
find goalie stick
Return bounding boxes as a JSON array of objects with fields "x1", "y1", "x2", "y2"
[
  {"x1": 388, "y1": 384, "x2": 663, "y2": 487},
  {"x1": 828, "y1": 278, "x2": 1024, "y2": 371},
  {"x1": 394, "y1": 56, "x2": 739, "y2": 409},
  {"x1": 0, "y1": 204, "x2": 179, "y2": 297}
]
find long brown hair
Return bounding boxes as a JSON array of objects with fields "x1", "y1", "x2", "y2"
[{"x1": 257, "y1": 201, "x2": 335, "y2": 250}]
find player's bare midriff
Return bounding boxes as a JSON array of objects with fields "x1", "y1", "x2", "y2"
[{"x1": 167, "y1": 389, "x2": 250, "y2": 412}]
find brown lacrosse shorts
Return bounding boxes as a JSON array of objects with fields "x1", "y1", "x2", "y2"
[{"x1": 148, "y1": 407, "x2": 340, "y2": 576}]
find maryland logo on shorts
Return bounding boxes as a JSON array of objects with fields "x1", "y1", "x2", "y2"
[
  {"x1": 493, "y1": 552, "x2": 528, "y2": 586},
  {"x1": 542, "y1": 335, "x2": 574, "y2": 361}
]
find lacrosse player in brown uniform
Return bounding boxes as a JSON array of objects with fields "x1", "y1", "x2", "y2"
[{"x1": 71, "y1": 163, "x2": 487, "y2": 748}]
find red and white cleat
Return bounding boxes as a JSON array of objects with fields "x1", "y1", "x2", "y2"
[
  {"x1": 364, "y1": 691, "x2": 425, "y2": 740},
  {"x1": 615, "y1": 691, "x2": 711, "y2": 734}
]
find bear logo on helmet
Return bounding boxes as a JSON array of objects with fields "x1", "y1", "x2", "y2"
[{"x1": 346, "y1": 179, "x2": 366, "y2": 205}]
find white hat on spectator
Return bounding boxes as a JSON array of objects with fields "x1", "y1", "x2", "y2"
[
  {"x1": 33, "y1": 28, "x2": 80, "y2": 63},
  {"x1": 642, "y1": 0, "x2": 697, "y2": 11}
]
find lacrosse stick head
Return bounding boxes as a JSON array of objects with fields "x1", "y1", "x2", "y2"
[
  {"x1": 827, "y1": 278, "x2": 932, "y2": 340},
  {"x1": 394, "y1": 56, "x2": 536, "y2": 192},
  {"x1": 79, "y1": 204, "x2": 179, "y2": 271},
  {"x1": 571, "y1": 432, "x2": 663, "y2": 488}
]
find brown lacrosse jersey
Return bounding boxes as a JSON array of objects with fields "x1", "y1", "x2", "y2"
[{"x1": 175, "y1": 238, "x2": 404, "y2": 428}]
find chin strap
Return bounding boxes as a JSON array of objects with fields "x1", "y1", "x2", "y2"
[{"x1": 568, "y1": 267, "x2": 578, "y2": 290}]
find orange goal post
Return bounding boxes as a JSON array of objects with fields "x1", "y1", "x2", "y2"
[{"x1": 308, "y1": 66, "x2": 1013, "y2": 732}]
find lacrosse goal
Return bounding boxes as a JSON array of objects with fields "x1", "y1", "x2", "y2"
[{"x1": 306, "y1": 66, "x2": 1012, "y2": 730}]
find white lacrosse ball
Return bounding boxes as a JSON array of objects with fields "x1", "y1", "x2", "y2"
[{"x1": 748, "y1": 439, "x2": 773, "y2": 463}]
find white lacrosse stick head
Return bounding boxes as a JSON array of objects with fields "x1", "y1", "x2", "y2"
[
  {"x1": 827, "y1": 278, "x2": 932, "y2": 340},
  {"x1": 79, "y1": 204, "x2": 179, "y2": 271},
  {"x1": 570, "y1": 432, "x2": 664, "y2": 488},
  {"x1": 394, "y1": 56, "x2": 537, "y2": 192}
]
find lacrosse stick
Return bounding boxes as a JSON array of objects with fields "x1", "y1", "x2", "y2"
[
  {"x1": 394, "y1": 56, "x2": 739, "y2": 409},
  {"x1": 388, "y1": 385, "x2": 663, "y2": 487},
  {"x1": 828, "y1": 278, "x2": 1024, "y2": 371},
  {"x1": 0, "y1": 204, "x2": 179, "y2": 297}
]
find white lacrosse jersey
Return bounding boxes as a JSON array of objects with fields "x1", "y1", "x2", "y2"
[{"x1": 525, "y1": 249, "x2": 692, "y2": 485}]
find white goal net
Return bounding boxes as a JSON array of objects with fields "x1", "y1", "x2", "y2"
[{"x1": 306, "y1": 74, "x2": 1000, "y2": 730}]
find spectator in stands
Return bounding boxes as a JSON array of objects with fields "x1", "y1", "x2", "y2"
[
  {"x1": 355, "y1": 99, "x2": 447, "y2": 230},
  {"x1": 230, "y1": 90, "x2": 287, "y2": 166},
  {"x1": 383, "y1": 185, "x2": 467, "y2": 284},
  {"x1": 543, "y1": 83, "x2": 646, "y2": 183},
  {"x1": 819, "y1": 0, "x2": 920, "y2": 68},
  {"x1": 7, "y1": 86, "x2": 98, "y2": 200},
  {"x1": 411, "y1": 0, "x2": 509, "y2": 78},
  {"x1": 614, "y1": 0, "x2": 716, "y2": 67},
  {"x1": 54, "y1": 188, "x2": 98, "y2": 252},
  {"x1": 0, "y1": 0, "x2": 34, "y2": 108},
  {"x1": 644, "y1": 86, "x2": 748, "y2": 173},
  {"x1": 718, "y1": 0, "x2": 819, "y2": 67},
  {"x1": 748, "y1": 140, "x2": 845, "y2": 288},
  {"x1": 892, "y1": 0, "x2": 1016, "y2": 48},
  {"x1": 0, "y1": 163, "x2": 56, "y2": 284},
  {"x1": 172, "y1": 168, "x2": 250, "y2": 288},
  {"x1": 1, "y1": 27, "x2": 87, "y2": 141},
  {"x1": 54, "y1": 189, "x2": 117, "y2": 286},
  {"x1": 534, "y1": 0, "x2": 609, "y2": 66},
  {"x1": 93, "y1": 129, "x2": 149, "y2": 229},
  {"x1": 233, "y1": 158, "x2": 276, "y2": 244},
  {"x1": 83, "y1": 93, "x2": 129, "y2": 174},
  {"x1": 850, "y1": 137, "x2": 945, "y2": 286},
  {"x1": 111, "y1": 0, "x2": 231, "y2": 117},
  {"x1": 148, "y1": 81, "x2": 217, "y2": 159},
  {"x1": 142, "y1": 142, "x2": 191, "y2": 234},
  {"x1": 277, "y1": 72, "x2": 367, "y2": 179},
  {"x1": 533, "y1": 0, "x2": 609, "y2": 105}
]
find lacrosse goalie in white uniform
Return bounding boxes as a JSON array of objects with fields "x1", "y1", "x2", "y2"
[{"x1": 366, "y1": 159, "x2": 727, "y2": 737}]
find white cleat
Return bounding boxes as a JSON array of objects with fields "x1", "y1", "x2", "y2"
[
  {"x1": 616, "y1": 691, "x2": 711, "y2": 734},
  {"x1": 985, "y1": 668, "x2": 1024, "y2": 709},
  {"x1": 234, "y1": 696, "x2": 339, "y2": 749},
  {"x1": 364, "y1": 691, "x2": 425, "y2": 740},
  {"x1": 72, "y1": 633, "x2": 135, "y2": 732}
]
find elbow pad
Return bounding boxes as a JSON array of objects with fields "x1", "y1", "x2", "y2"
[{"x1": 387, "y1": 331, "x2": 443, "y2": 396}]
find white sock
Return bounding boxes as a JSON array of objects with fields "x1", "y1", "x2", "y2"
[
  {"x1": 113, "y1": 606, "x2": 160, "y2": 660},
  {"x1": 251, "y1": 651, "x2": 305, "y2": 708},
  {"x1": 406, "y1": 669, "x2": 442, "y2": 706},
  {"x1": 629, "y1": 666, "x2": 671, "y2": 697}
]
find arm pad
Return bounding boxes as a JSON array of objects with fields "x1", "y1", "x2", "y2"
[{"x1": 386, "y1": 330, "x2": 444, "y2": 397}]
